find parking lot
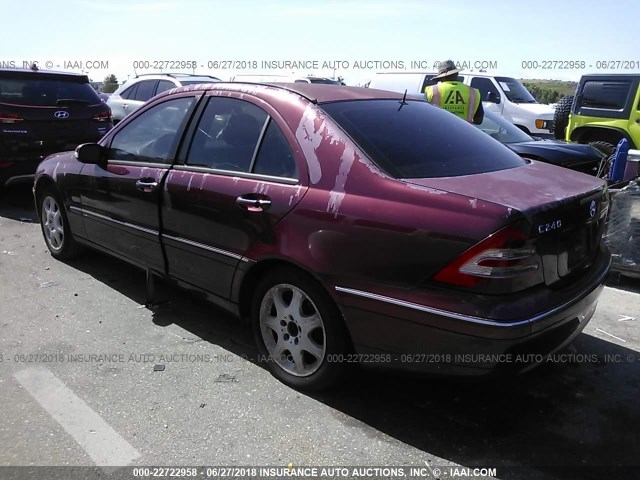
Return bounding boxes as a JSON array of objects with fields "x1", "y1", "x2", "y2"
[{"x1": 0, "y1": 184, "x2": 638, "y2": 480}]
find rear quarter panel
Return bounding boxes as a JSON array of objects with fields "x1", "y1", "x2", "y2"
[{"x1": 243, "y1": 99, "x2": 515, "y2": 290}]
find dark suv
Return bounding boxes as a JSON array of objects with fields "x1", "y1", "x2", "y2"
[{"x1": 0, "y1": 66, "x2": 113, "y2": 189}]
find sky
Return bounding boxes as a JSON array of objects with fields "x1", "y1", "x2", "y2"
[{"x1": 1, "y1": 0, "x2": 639, "y2": 86}]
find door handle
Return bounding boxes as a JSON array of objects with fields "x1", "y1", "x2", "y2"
[
  {"x1": 236, "y1": 195, "x2": 271, "y2": 212},
  {"x1": 136, "y1": 179, "x2": 158, "y2": 193},
  {"x1": 122, "y1": 104, "x2": 128, "y2": 109}
]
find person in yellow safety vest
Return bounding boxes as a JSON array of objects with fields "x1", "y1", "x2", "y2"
[{"x1": 425, "y1": 59, "x2": 484, "y2": 125}]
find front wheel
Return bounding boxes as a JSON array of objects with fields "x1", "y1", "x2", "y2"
[
  {"x1": 251, "y1": 268, "x2": 352, "y2": 392},
  {"x1": 38, "y1": 187, "x2": 81, "y2": 260}
]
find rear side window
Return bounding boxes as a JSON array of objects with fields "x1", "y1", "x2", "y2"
[
  {"x1": 155, "y1": 80, "x2": 176, "y2": 95},
  {"x1": 253, "y1": 121, "x2": 298, "y2": 178},
  {"x1": 581, "y1": 81, "x2": 631, "y2": 110},
  {"x1": 134, "y1": 80, "x2": 157, "y2": 102},
  {"x1": 321, "y1": 99, "x2": 526, "y2": 178},
  {"x1": 120, "y1": 83, "x2": 138, "y2": 100},
  {"x1": 0, "y1": 76, "x2": 101, "y2": 106},
  {"x1": 186, "y1": 97, "x2": 267, "y2": 172}
]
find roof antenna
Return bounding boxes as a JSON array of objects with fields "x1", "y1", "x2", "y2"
[{"x1": 398, "y1": 89, "x2": 408, "y2": 111}]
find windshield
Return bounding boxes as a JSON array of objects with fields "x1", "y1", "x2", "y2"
[
  {"x1": 475, "y1": 111, "x2": 534, "y2": 144},
  {"x1": 321, "y1": 99, "x2": 526, "y2": 178},
  {"x1": 0, "y1": 77, "x2": 101, "y2": 106},
  {"x1": 495, "y1": 77, "x2": 537, "y2": 104},
  {"x1": 179, "y1": 79, "x2": 220, "y2": 86}
]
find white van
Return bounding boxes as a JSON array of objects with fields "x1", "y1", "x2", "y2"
[{"x1": 368, "y1": 72, "x2": 555, "y2": 137}]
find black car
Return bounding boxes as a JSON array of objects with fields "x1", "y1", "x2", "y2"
[
  {"x1": 476, "y1": 110, "x2": 606, "y2": 176},
  {"x1": 0, "y1": 66, "x2": 113, "y2": 189}
]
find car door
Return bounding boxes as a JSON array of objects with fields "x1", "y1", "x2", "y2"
[
  {"x1": 79, "y1": 94, "x2": 199, "y2": 271},
  {"x1": 161, "y1": 93, "x2": 307, "y2": 298},
  {"x1": 470, "y1": 77, "x2": 504, "y2": 116}
]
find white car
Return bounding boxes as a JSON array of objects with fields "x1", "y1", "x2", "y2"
[
  {"x1": 107, "y1": 73, "x2": 221, "y2": 123},
  {"x1": 368, "y1": 72, "x2": 555, "y2": 137}
]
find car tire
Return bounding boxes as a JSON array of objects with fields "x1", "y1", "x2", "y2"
[
  {"x1": 251, "y1": 267, "x2": 352, "y2": 392},
  {"x1": 38, "y1": 187, "x2": 81, "y2": 260},
  {"x1": 588, "y1": 141, "x2": 617, "y2": 179},
  {"x1": 588, "y1": 141, "x2": 615, "y2": 157},
  {"x1": 553, "y1": 95, "x2": 574, "y2": 140}
]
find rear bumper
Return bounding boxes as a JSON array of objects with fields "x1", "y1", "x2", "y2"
[{"x1": 334, "y1": 252, "x2": 610, "y2": 375}]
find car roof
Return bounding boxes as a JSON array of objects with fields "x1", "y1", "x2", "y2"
[
  {"x1": 122, "y1": 73, "x2": 220, "y2": 84},
  {"x1": 166, "y1": 82, "x2": 408, "y2": 104}
]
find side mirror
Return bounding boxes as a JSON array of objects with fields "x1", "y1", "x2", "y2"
[
  {"x1": 487, "y1": 91, "x2": 501, "y2": 104},
  {"x1": 75, "y1": 143, "x2": 104, "y2": 164}
]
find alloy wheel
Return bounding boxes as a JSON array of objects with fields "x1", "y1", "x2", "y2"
[
  {"x1": 42, "y1": 196, "x2": 64, "y2": 251},
  {"x1": 259, "y1": 284, "x2": 327, "y2": 377}
]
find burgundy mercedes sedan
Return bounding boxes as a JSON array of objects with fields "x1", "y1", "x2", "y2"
[{"x1": 33, "y1": 82, "x2": 611, "y2": 391}]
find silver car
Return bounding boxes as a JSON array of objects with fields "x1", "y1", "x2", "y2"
[{"x1": 107, "y1": 73, "x2": 221, "y2": 123}]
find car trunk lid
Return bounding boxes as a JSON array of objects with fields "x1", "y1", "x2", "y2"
[{"x1": 402, "y1": 160, "x2": 608, "y2": 284}]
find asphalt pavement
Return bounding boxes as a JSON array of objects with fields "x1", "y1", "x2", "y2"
[{"x1": 0, "y1": 184, "x2": 639, "y2": 480}]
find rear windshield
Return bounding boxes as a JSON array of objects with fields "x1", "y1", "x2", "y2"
[
  {"x1": 580, "y1": 80, "x2": 631, "y2": 110},
  {"x1": 321, "y1": 99, "x2": 526, "y2": 178},
  {"x1": 0, "y1": 76, "x2": 101, "y2": 106},
  {"x1": 307, "y1": 78, "x2": 342, "y2": 84}
]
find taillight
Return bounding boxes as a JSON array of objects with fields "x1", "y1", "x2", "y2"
[
  {"x1": 0, "y1": 112, "x2": 23, "y2": 124},
  {"x1": 433, "y1": 222, "x2": 544, "y2": 293},
  {"x1": 0, "y1": 162, "x2": 16, "y2": 168},
  {"x1": 93, "y1": 110, "x2": 111, "y2": 122}
]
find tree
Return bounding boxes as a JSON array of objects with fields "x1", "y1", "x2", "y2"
[{"x1": 103, "y1": 74, "x2": 119, "y2": 93}]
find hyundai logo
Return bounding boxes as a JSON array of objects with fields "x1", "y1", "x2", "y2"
[
  {"x1": 54, "y1": 111, "x2": 69, "y2": 119},
  {"x1": 589, "y1": 200, "x2": 597, "y2": 218}
]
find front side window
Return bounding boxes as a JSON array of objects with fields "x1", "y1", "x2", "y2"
[
  {"x1": 470, "y1": 77, "x2": 500, "y2": 102},
  {"x1": 186, "y1": 97, "x2": 267, "y2": 172},
  {"x1": 109, "y1": 97, "x2": 195, "y2": 164},
  {"x1": 321, "y1": 99, "x2": 526, "y2": 178}
]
